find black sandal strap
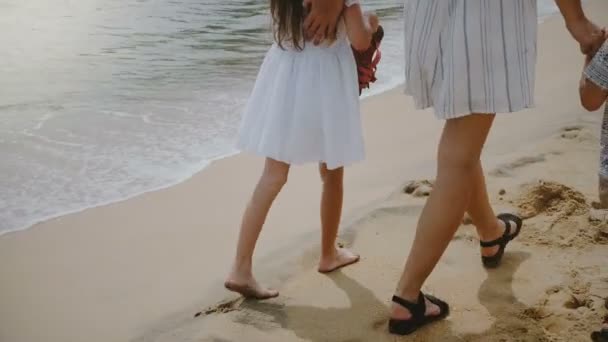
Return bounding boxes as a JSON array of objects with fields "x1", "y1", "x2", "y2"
[
  {"x1": 479, "y1": 214, "x2": 522, "y2": 248},
  {"x1": 391, "y1": 293, "x2": 425, "y2": 319},
  {"x1": 389, "y1": 292, "x2": 450, "y2": 336},
  {"x1": 592, "y1": 329, "x2": 608, "y2": 342},
  {"x1": 498, "y1": 213, "x2": 523, "y2": 242},
  {"x1": 479, "y1": 223, "x2": 511, "y2": 248}
]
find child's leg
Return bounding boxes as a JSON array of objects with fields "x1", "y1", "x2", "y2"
[
  {"x1": 317, "y1": 163, "x2": 360, "y2": 273},
  {"x1": 599, "y1": 175, "x2": 608, "y2": 208},
  {"x1": 225, "y1": 158, "x2": 289, "y2": 299}
]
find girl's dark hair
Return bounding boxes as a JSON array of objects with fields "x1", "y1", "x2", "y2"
[{"x1": 270, "y1": 0, "x2": 305, "y2": 50}]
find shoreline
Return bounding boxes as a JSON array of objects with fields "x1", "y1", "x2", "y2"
[
  {"x1": 0, "y1": 149, "x2": 237, "y2": 237},
  {"x1": 1, "y1": 82, "x2": 402, "y2": 238},
  {"x1": 1, "y1": 2, "x2": 606, "y2": 342}
]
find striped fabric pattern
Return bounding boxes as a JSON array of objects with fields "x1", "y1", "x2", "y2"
[
  {"x1": 583, "y1": 41, "x2": 608, "y2": 178},
  {"x1": 585, "y1": 40, "x2": 608, "y2": 91},
  {"x1": 404, "y1": 0, "x2": 538, "y2": 119},
  {"x1": 601, "y1": 104, "x2": 608, "y2": 178}
]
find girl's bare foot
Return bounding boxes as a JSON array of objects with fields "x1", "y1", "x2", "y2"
[
  {"x1": 318, "y1": 247, "x2": 360, "y2": 273},
  {"x1": 224, "y1": 273, "x2": 278, "y2": 299}
]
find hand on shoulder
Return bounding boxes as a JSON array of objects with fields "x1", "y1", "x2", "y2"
[{"x1": 303, "y1": 0, "x2": 344, "y2": 45}]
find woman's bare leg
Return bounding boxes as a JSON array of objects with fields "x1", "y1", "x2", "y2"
[
  {"x1": 317, "y1": 163, "x2": 360, "y2": 272},
  {"x1": 465, "y1": 161, "x2": 508, "y2": 257},
  {"x1": 225, "y1": 158, "x2": 289, "y2": 299},
  {"x1": 391, "y1": 114, "x2": 495, "y2": 319}
]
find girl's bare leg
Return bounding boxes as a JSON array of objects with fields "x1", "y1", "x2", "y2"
[
  {"x1": 225, "y1": 158, "x2": 289, "y2": 299},
  {"x1": 317, "y1": 164, "x2": 360, "y2": 273}
]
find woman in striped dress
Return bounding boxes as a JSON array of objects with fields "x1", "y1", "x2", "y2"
[
  {"x1": 388, "y1": 0, "x2": 605, "y2": 335},
  {"x1": 304, "y1": 0, "x2": 605, "y2": 335}
]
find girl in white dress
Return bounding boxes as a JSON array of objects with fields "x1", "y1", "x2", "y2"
[{"x1": 225, "y1": 0, "x2": 379, "y2": 299}]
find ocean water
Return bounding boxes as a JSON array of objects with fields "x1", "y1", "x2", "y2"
[{"x1": 0, "y1": 0, "x2": 561, "y2": 235}]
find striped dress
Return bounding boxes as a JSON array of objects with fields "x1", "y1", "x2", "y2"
[
  {"x1": 583, "y1": 40, "x2": 608, "y2": 178},
  {"x1": 404, "y1": 0, "x2": 538, "y2": 119}
]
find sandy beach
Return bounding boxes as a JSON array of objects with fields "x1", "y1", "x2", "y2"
[{"x1": 1, "y1": 1, "x2": 608, "y2": 341}]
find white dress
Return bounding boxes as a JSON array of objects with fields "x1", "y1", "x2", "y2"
[
  {"x1": 404, "y1": 0, "x2": 538, "y2": 119},
  {"x1": 237, "y1": 0, "x2": 364, "y2": 170}
]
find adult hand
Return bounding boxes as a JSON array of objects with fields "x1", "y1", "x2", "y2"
[
  {"x1": 567, "y1": 18, "x2": 605, "y2": 55},
  {"x1": 303, "y1": 0, "x2": 343, "y2": 45}
]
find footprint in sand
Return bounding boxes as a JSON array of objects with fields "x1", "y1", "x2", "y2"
[
  {"x1": 490, "y1": 152, "x2": 559, "y2": 177},
  {"x1": 194, "y1": 298, "x2": 243, "y2": 318},
  {"x1": 561, "y1": 126, "x2": 582, "y2": 140},
  {"x1": 522, "y1": 275, "x2": 597, "y2": 338},
  {"x1": 489, "y1": 153, "x2": 560, "y2": 177},
  {"x1": 403, "y1": 179, "x2": 434, "y2": 197},
  {"x1": 561, "y1": 272, "x2": 593, "y2": 310}
]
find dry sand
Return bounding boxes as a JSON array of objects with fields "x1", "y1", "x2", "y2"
[
  {"x1": 150, "y1": 121, "x2": 608, "y2": 342},
  {"x1": 1, "y1": 2, "x2": 607, "y2": 341}
]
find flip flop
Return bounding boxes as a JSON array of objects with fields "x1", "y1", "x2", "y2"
[
  {"x1": 480, "y1": 213, "x2": 523, "y2": 268},
  {"x1": 352, "y1": 25, "x2": 384, "y2": 95},
  {"x1": 389, "y1": 292, "x2": 450, "y2": 336}
]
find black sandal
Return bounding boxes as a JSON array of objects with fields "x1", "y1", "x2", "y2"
[
  {"x1": 592, "y1": 329, "x2": 608, "y2": 342},
  {"x1": 592, "y1": 318, "x2": 608, "y2": 342},
  {"x1": 480, "y1": 213, "x2": 523, "y2": 268},
  {"x1": 592, "y1": 317, "x2": 608, "y2": 341},
  {"x1": 388, "y1": 292, "x2": 450, "y2": 336}
]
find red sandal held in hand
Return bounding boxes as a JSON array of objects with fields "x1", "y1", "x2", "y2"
[{"x1": 352, "y1": 25, "x2": 384, "y2": 95}]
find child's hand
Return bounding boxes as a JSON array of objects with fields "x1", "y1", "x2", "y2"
[
  {"x1": 366, "y1": 13, "x2": 379, "y2": 33},
  {"x1": 579, "y1": 28, "x2": 608, "y2": 111},
  {"x1": 585, "y1": 28, "x2": 607, "y2": 66},
  {"x1": 344, "y1": 7, "x2": 379, "y2": 51}
]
